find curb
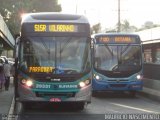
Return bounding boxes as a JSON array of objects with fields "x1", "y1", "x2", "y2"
[{"x1": 7, "y1": 97, "x2": 16, "y2": 120}]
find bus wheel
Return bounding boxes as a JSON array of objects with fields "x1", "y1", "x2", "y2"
[
  {"x1": 92, "y1": 91, "x2": 97, "y2": 97},
  {"x1": 130, "y1": 91, "x2": 136, "y2": 97},
  {"x1": 74, "y1": 102, "x2": 85, "y2": 111},
  {"x1": 21, "y1": 102, "x2": 32, "y2": 110},
  {"x1": 22, "y1": 102, "x2": 27, "y2": 110},
  {"x1": 14, "y1": 88, "x2": 19, "y2": 98},
  {"x1": 0, "y1": 82, "x2": 2, "y2": 89}
]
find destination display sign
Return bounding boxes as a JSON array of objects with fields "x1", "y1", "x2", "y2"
[
  {"x1": 96, "y1": 36, "x2": 140, "y2": 44},
  {"x1": 34, "y1": 24, "x2": 78, "y2": 32},
  {"x1": 22, "y1": 23, "x2": 90, "y2": 36},
  {"x1": 29, "y1": 67, "x2": 54, "y2": 73}
]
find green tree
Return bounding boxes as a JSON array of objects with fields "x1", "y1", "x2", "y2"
[
  {"x1": 116, "y1": 20, "x2": 137, "y2": 32},
  {"x1": 121, "y1": 20, "x2": 130, "y2": 32},
  {"x1": 137, "y1": 21, "x2": 160, "y2": 31},
  {"x1": 32, "y1": 0, "x2": 61, "y2": 12},
  {"x1": 0, "y1": 0, "x2": 61, "y2": 35},
  {"x1": 91, "y1": 23, "x2": 101, "y2": 34}
]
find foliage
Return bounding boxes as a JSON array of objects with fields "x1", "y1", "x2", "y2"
[
  {"x1": 116, "y1": 20, "x2": 160, "y2": 32},
  {"x1": 120, "y1": 20, "x2": 138, "y2": 32},
  {"x1": 137, "y1": 21, "x2": 160, "y2": 31},
  {"x1": 0, "y1": 0, "x2": 62, "y2": 35},
  {"x1": 91, "y1": 23, "x2": 101, "y2": 34}
]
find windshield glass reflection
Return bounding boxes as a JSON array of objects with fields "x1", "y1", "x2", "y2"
[{"x1": 20, "y1": 37, "x2": 91, "y2": 74}]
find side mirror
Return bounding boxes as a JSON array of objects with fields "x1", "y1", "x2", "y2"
[{"x1": 14, "y1": 34, "x2": 20, "y2": 40}]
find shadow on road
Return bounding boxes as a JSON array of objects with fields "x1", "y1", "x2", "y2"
[
  {"x1": 15, "y1": 102, "x2": 102, "y2": 120},
  {"x1": 92, "y1": 91, "x2": 138, "y2": 99}
]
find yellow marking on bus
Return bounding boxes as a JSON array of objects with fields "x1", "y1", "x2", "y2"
[
  {"x1": 34, "y1": 24, "x2": 46, "y2": 32},
  {"x1": 29, "y1": 67, "x2": 54, "y2": 73},
  {"x1": 49, "y1": 24, "x2": 75, "y2": 32},
  {"x1": 115, "y1": 37, "x2": 131, "y2": 43},
  {"x1": 99, "y1": 37, "x2": 110, "y2": 43}
]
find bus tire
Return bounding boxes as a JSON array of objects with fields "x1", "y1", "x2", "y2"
[
  {"x1": 22, "y1": 102, "x2": 27, "y2": 110},
  {"x1": 92, "y1": 91, "x2": 97, "y2": 97},
  {"x1": 22, "y1": 102, "x2": 32, "y2": 110},
  {"x1": 0, "y1": 82, "x2": 2, "y2": 89},
  {"x1": 14, "y1": 88, "x2": 19, "y2": 98},
  {"x1": 74, "y1": 102, "x2": 85, "y2": 110},
  {"x1": 130, "y1": 91, "x2": 136, "y2": 97}
]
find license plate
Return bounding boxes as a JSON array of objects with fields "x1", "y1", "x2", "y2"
[{"x1": 50, "y1": 98, "x2": 61, "y2": 102}]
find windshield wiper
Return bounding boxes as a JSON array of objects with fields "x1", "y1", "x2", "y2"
[
  {"x1": 104, "y1": 45, "x2": 114, "y2": 56},
  {"x1": 64, "y1": 69, "x2": 78, "y2": 74},
  {"x1": 58, "y1": 37, "x2": 72, "y2": 64},
  {"x1": 121, "y1": 43, "x2": 131, "y2": 54},
  {"x1": 40, "y1": 38, "x2": 51, "y2": 60},
  {"x1": 56, "y1": 68, "x2": 78, "y2": 74}
]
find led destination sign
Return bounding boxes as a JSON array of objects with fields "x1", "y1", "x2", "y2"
[
  {"x1": 96, "y1": 36, "x2": 140, "y2": 44},
  {"x1": 34, "y1": 24, "x2": 78, "y2": 32},
  {"x1": 29, "y1": 67, "x2": 54, "y2": 73}
]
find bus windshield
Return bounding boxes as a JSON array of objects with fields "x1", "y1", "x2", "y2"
[
  {"x1": 94, "y1": 44, "x2": 142, "y2": 73},
  {"x1": 20, "y1": 36, "x2": 90, "y2": 74}
]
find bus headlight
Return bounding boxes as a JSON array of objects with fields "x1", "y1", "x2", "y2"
[
  {"x1": 79, "y1": 82, "x2": 85, "y2": 88},
  {"x1": 136, "y1": 75, "x2": 142, "y2": 80},
  {"x1": 79, "y1": 79, "x2": 90, "y2": 88},
  {"x1": 21, "y1": 79, "x2": 27, "y2": 84},
  {"x1": 85, "y1": 79, "x2": 90, "y2": 85},
  {"x1": 94, "y1": 74, "x2": 102, "y2": 80},
  {"x1": 95, "y1": 75, "x2": 100, "y2": 80},
  {"x1": 26, "y1": 80, "x2": 33, "y2": 87},
  {"x1": 21, "y1": 79, "x2": 33, "y2": 87}
]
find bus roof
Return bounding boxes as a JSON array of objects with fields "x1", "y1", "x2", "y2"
[{"x1": 21, "y1": 12, "x2": 89, "y2": 24}]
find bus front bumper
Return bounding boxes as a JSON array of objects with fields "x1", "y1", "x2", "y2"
[
  {"x1": 92, "y1": 80, "x2": 143, "y2": 91},
  {"x1": 18, "y1": 84, "x2": 91, "y2": 103}
]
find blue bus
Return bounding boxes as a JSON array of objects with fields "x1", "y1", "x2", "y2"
[
  {"x1": 92, "y1": 33, "x2": 143, "y2": 96},
  {"x1": 14, "y1": 13, "x2": 92, "y2": 110}
]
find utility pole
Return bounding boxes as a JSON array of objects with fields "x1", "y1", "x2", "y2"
[
  {"x1": 75, "y1": 0, "x2": 78, "y2": 14},
  {"x1": 118, "y1": 0, "x2": 121, "y2": 32}
]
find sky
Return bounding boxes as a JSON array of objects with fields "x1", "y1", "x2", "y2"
[{"x1": 59, "y1": 0, "x2": 160, "y2": 30}]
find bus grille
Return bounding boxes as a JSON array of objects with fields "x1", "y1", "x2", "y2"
[
  {"x1": 108, "y1": 79, "x2": 129, "y2": 82},
  {"x1": 109, "y1": 84, "x2": 127, "y2": 88},
  {"x1": 36, "y1": 92, "x2": 75, "y2": 97}
]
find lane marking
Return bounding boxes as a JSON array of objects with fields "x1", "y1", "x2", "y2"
[
  {"x1": 110, "y1": 102, "x2": 160, "y2": 113},
  {"x1": 7, "y1": 97, "x2": 18, "y2": 120}
]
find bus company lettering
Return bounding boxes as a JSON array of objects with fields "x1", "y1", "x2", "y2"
[
  {"x1": 59, "y1": 84, "x2": 78, "y2": 89},
  {"x1": 29, "y1": 67, "x2": 53, "y2": 73},
  {"x1": 36, "y1": 84, "x2": 51, "y2": 89},
  {"x1": 49, "y1": 24, "x2": 75, "y2": 32}
]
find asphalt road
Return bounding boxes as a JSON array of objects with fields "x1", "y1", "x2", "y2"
[{"x1": 12, "y1": 92, "x2": 160, "y2": 120}]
